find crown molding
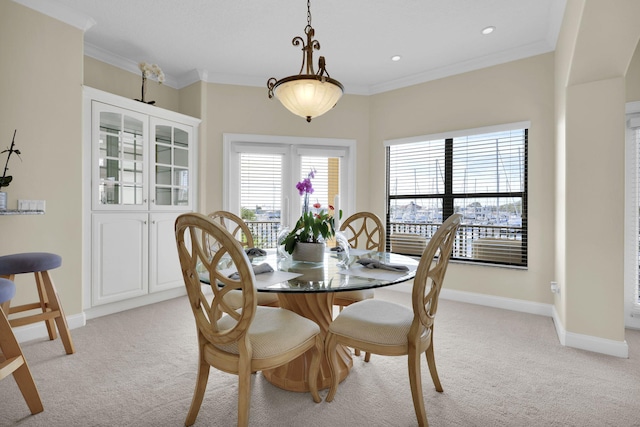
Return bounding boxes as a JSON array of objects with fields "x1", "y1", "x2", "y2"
[
  {"x1": 84, "y1": 43, "x2": 179, "y2": 89},
  {"x1": 369, "y1": 40, "x2": 555, "y2": 95},
  {"x1": 12, "y1": 0, "x2": 96, "y2": 31}
]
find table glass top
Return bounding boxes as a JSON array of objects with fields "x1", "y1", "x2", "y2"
[{"x1": 199, "y1": 249, "x2": 419, "y2": 294}]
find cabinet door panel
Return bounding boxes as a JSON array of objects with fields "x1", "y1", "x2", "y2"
[
  {"x1": 92, "y1": 102, "x2": 149, "y2": 211},
  {"x1": 92, "y1": 213, "x2": 149, "y2": 305},
  {"x1": 150, "y1": 118, "x2": 193, "y2": 210},
  {"x1": 149, "y1": 213, "x2": 184, "y2": 293}
]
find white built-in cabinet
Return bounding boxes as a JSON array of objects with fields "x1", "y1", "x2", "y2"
[{"x1": 83, "y1": 87, "x2": 200, "y2": 312}]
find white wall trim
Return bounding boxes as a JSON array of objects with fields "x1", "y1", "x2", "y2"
[
  {"x1": 439, "y1": 287, "x2": 554, "y2": 317},
  {"x1": 391, "y1": 283, "x2": 629, "y2": 358},
  {"x1": 552, "y1": 306, "x2": 629, "y2": 358},
  {"x1": 13, "y1": 312, "x2": 86, "y2": 344},
  {"x1": 83, "y1": 287, "x2": 187, "y2": 320}
]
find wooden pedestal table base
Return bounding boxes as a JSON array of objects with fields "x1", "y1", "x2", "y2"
[{"x1": 262, "y1": 292, "x2": 352, "y2": 391}]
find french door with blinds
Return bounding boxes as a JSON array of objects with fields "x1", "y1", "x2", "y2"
[
  {"x1": 224, "y1": 134, "x2": 355, "y2": 248},
  {"x1": 624, "y1": 106, "x2": 640, "y2": 329}
]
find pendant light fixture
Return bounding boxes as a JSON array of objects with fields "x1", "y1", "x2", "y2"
[{"x1": 267, "y1": 0, "x2": 344, "y2": 122}]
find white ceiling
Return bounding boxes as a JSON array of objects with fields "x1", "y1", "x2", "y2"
[{"x1": 20, "y1": 0, "x2": 567, "y2": 95}]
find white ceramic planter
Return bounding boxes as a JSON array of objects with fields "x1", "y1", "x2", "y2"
[{"x1": 292, "y1": 242, "x2": 325, "y2": 262}]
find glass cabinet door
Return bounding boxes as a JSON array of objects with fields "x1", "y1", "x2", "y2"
[
  {"x1": 93, "y1": 103, "x2": 149, "y2": 210},
  {"x1": 151, "y1": 119, "x2": 192, "y2": 209}
]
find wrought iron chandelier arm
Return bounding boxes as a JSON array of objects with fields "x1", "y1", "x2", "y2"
[{"x1": 265, "y1": 0, "x2": 344, "y2": 122}]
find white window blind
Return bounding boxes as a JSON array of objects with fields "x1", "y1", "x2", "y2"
[
  {"x1": 387, "y1": 124, "x2": 528, "y2": 266},
  {"x1": 224, "y1": 134, "x2": 354, "y2": 249},
  {"x1": 628, "y1": 115, "x2": 640, "y2": 310},
  {"x1": 300, "y1": 156, "x2": 340, "y2": 215},
  {"x1": 240, "y1": 152, "x2": 283, "y2": 221}
]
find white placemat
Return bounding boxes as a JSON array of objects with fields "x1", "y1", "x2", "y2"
[
  {"x1": 338, "y1": 263, "x2": 417, "y2": 281},
  {"x1": 219, "y1": 268, "x2": 302, "y2": 287}
]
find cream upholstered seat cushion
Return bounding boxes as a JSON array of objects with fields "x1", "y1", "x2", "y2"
[
  {"x1": 329, "y1": 299, "x2": 424, "y2": 346},
  {"x1": 332, "y1": 289, "x2": 374, "y2": 304},
  {"x1": 216, "y1": 306, "x2": 320, "y2": 359}
]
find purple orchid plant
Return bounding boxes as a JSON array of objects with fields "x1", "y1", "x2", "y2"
[{"x1": 283, "y1": 168, "x2": 340, "y2": 255}]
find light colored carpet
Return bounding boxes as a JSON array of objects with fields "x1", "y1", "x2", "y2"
[{"x1": 1, "y1": 288, "x2": 639, "y2": 427}]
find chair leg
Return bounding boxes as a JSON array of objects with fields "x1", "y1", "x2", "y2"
[
  {"x1": 185, "y1": 346, "x2": 210, "y2": 427},
  {"x1": 308, "y1": 335, "x2": 322, "y2": 403},
  {"x1": 39, "y1": 271, "x2": 75, "y2": 354},
  {"x1": 408, "y1": 346, "x2": 428, "y2": 427},
  {"x1": 0, "y1": 308, "x2": 43, "y2": 415},
  {"x1": 324, "y1": 332, "x2": 340, "y2": 402},
  {"x1": 237, "y1": 360, "x2": 252, "y2": 427},
  {"x1": 34, "y1": 272, "x2": 57, "y2": 341},
  {"x1": 425, "y1": 343, "x2": 443, "y2": 392}
]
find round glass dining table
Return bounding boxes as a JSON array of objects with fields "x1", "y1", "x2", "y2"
[{"x1": 200, "y1": 248, "x2": 419, "y2": 392}]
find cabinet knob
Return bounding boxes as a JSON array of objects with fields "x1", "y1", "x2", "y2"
[{"x1": 144, "y1": 220, "x2": 147, "y2": 224}]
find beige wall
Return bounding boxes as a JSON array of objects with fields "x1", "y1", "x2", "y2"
[
  {"x1": 369, "y1": 53, "x2": 557, "y2": 304},
  {"x1": 627, "y1": 42, "x2": 640, "y2": 102},
  {"x1": 198, "y1": 83, "x2": 370, "y2": 215},
  {"x1": 84, "y1": 56, "x2": 180, "y2": 112},
  {"x1": 6, "y1": 0, "x2": 640, "y2": 346},
  {"x1": 0, "y1": 1, "x2": 84, "y2": 314},
  {"x1": 555, "y1": 0, "x2": 640, "y2": 342}
]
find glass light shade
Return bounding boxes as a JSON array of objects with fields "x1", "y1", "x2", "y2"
[{"x1": 274, "y1": 75, "x2": 344, "y2": 121}]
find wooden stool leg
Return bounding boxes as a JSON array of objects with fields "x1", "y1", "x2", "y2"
[
  {"x1": 0, "y1": 308, "x2": 44, "y2": 414},
  {"x1": 34, "y1": 272, "x2": 57, "y2": 341},
  {"x1": 1, "y1": 274, "x2": 13, "y2": 323},
  {"x1": 40, "y1": 271, "x2": 75, "y2": 355}
]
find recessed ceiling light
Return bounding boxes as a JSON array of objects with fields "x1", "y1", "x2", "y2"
[
  {"x1": 481, "y1": 26, "x2": 495, "y2": 35},
  {"x1": 391, "y1": 55, "x2": 401, "y2": 62}
]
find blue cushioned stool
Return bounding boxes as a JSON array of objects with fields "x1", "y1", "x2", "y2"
[
  {"x1": 0, "y1": 278, "x2": 44, "y2": 415},
  {"x1": 0, "y1": 252, "x2": 75, "y2": 354}
]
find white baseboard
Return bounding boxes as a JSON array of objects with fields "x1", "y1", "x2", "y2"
[
  {"x1": 13, "y1": 311, "x2": 86, "y2": 344},
  {"x1": 439, "y1": 287, "x2": 554, "y2": 317},
  {"x1": 83, "y1": 287, "x2": 187, "y2": 320},
  {"x1": 552, "y1": 306, "x2": 629, "y2": 358},
  {"x1": 13, "y1": 287, "x2": 187, "y2": 344},
  {"x1": 391, "y1": 284, "x2": 629, "y2": 358}
]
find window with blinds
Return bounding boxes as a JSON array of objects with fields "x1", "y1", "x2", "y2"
[
  {"x1": 626, "y1": 114, "x2": 640, "y2": 313},
  {"x1": 386, "y1": 124, "x2": 528, "y2": 267},
  {"x1": 240, "y1": 153, "x2": 283, "y2": 221},
  {"x1": 300, "y1": 156, "x2": 340, "y2": 216}
]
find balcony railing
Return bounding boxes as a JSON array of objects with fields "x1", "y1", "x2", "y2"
[
  {"x1": 389, "y1": 221, "x2": 526, "y2": 265},
  {"x1": 245, "y1": 221, "x2": 282, "y2": 249}
]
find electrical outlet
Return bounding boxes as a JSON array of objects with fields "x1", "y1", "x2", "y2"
[
  {"x1": 17, "y1": 199, "x2": 46, "y2": 212},
  {"x1": 550, "y1": 281, "x2": 560, "y2": 294}
]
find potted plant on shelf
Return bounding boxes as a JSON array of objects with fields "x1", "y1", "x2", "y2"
[
  {"x1": 0, "y1": 130, "x2": 21, "y2": 211},
  {"x1": 282, "y1": 169, "x2": 339, "y2": 262},
  {"x1": 135, "y1": 62, "x2": 165, "y2": 105}
]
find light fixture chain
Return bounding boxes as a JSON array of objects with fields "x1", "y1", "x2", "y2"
[{"x1": 266, "y1": 0, "x2": 344, "y2": 122}]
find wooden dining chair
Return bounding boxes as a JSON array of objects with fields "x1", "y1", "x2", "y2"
[
  {"x1": 335, "y1": 211, "x2": 385, "y2": 360},
  {"x1": 175, "y1": 213, "x2": 322, "y2": 427},
  {"x1": 207, "y1": 210, "x2": 279, "y2": 308},
  {"x1": 325, "y1": 214, "x2": 462, "y2": 427},
  {"x1": 0, "y1": 278, "x2": 44, "y2": 416}
]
